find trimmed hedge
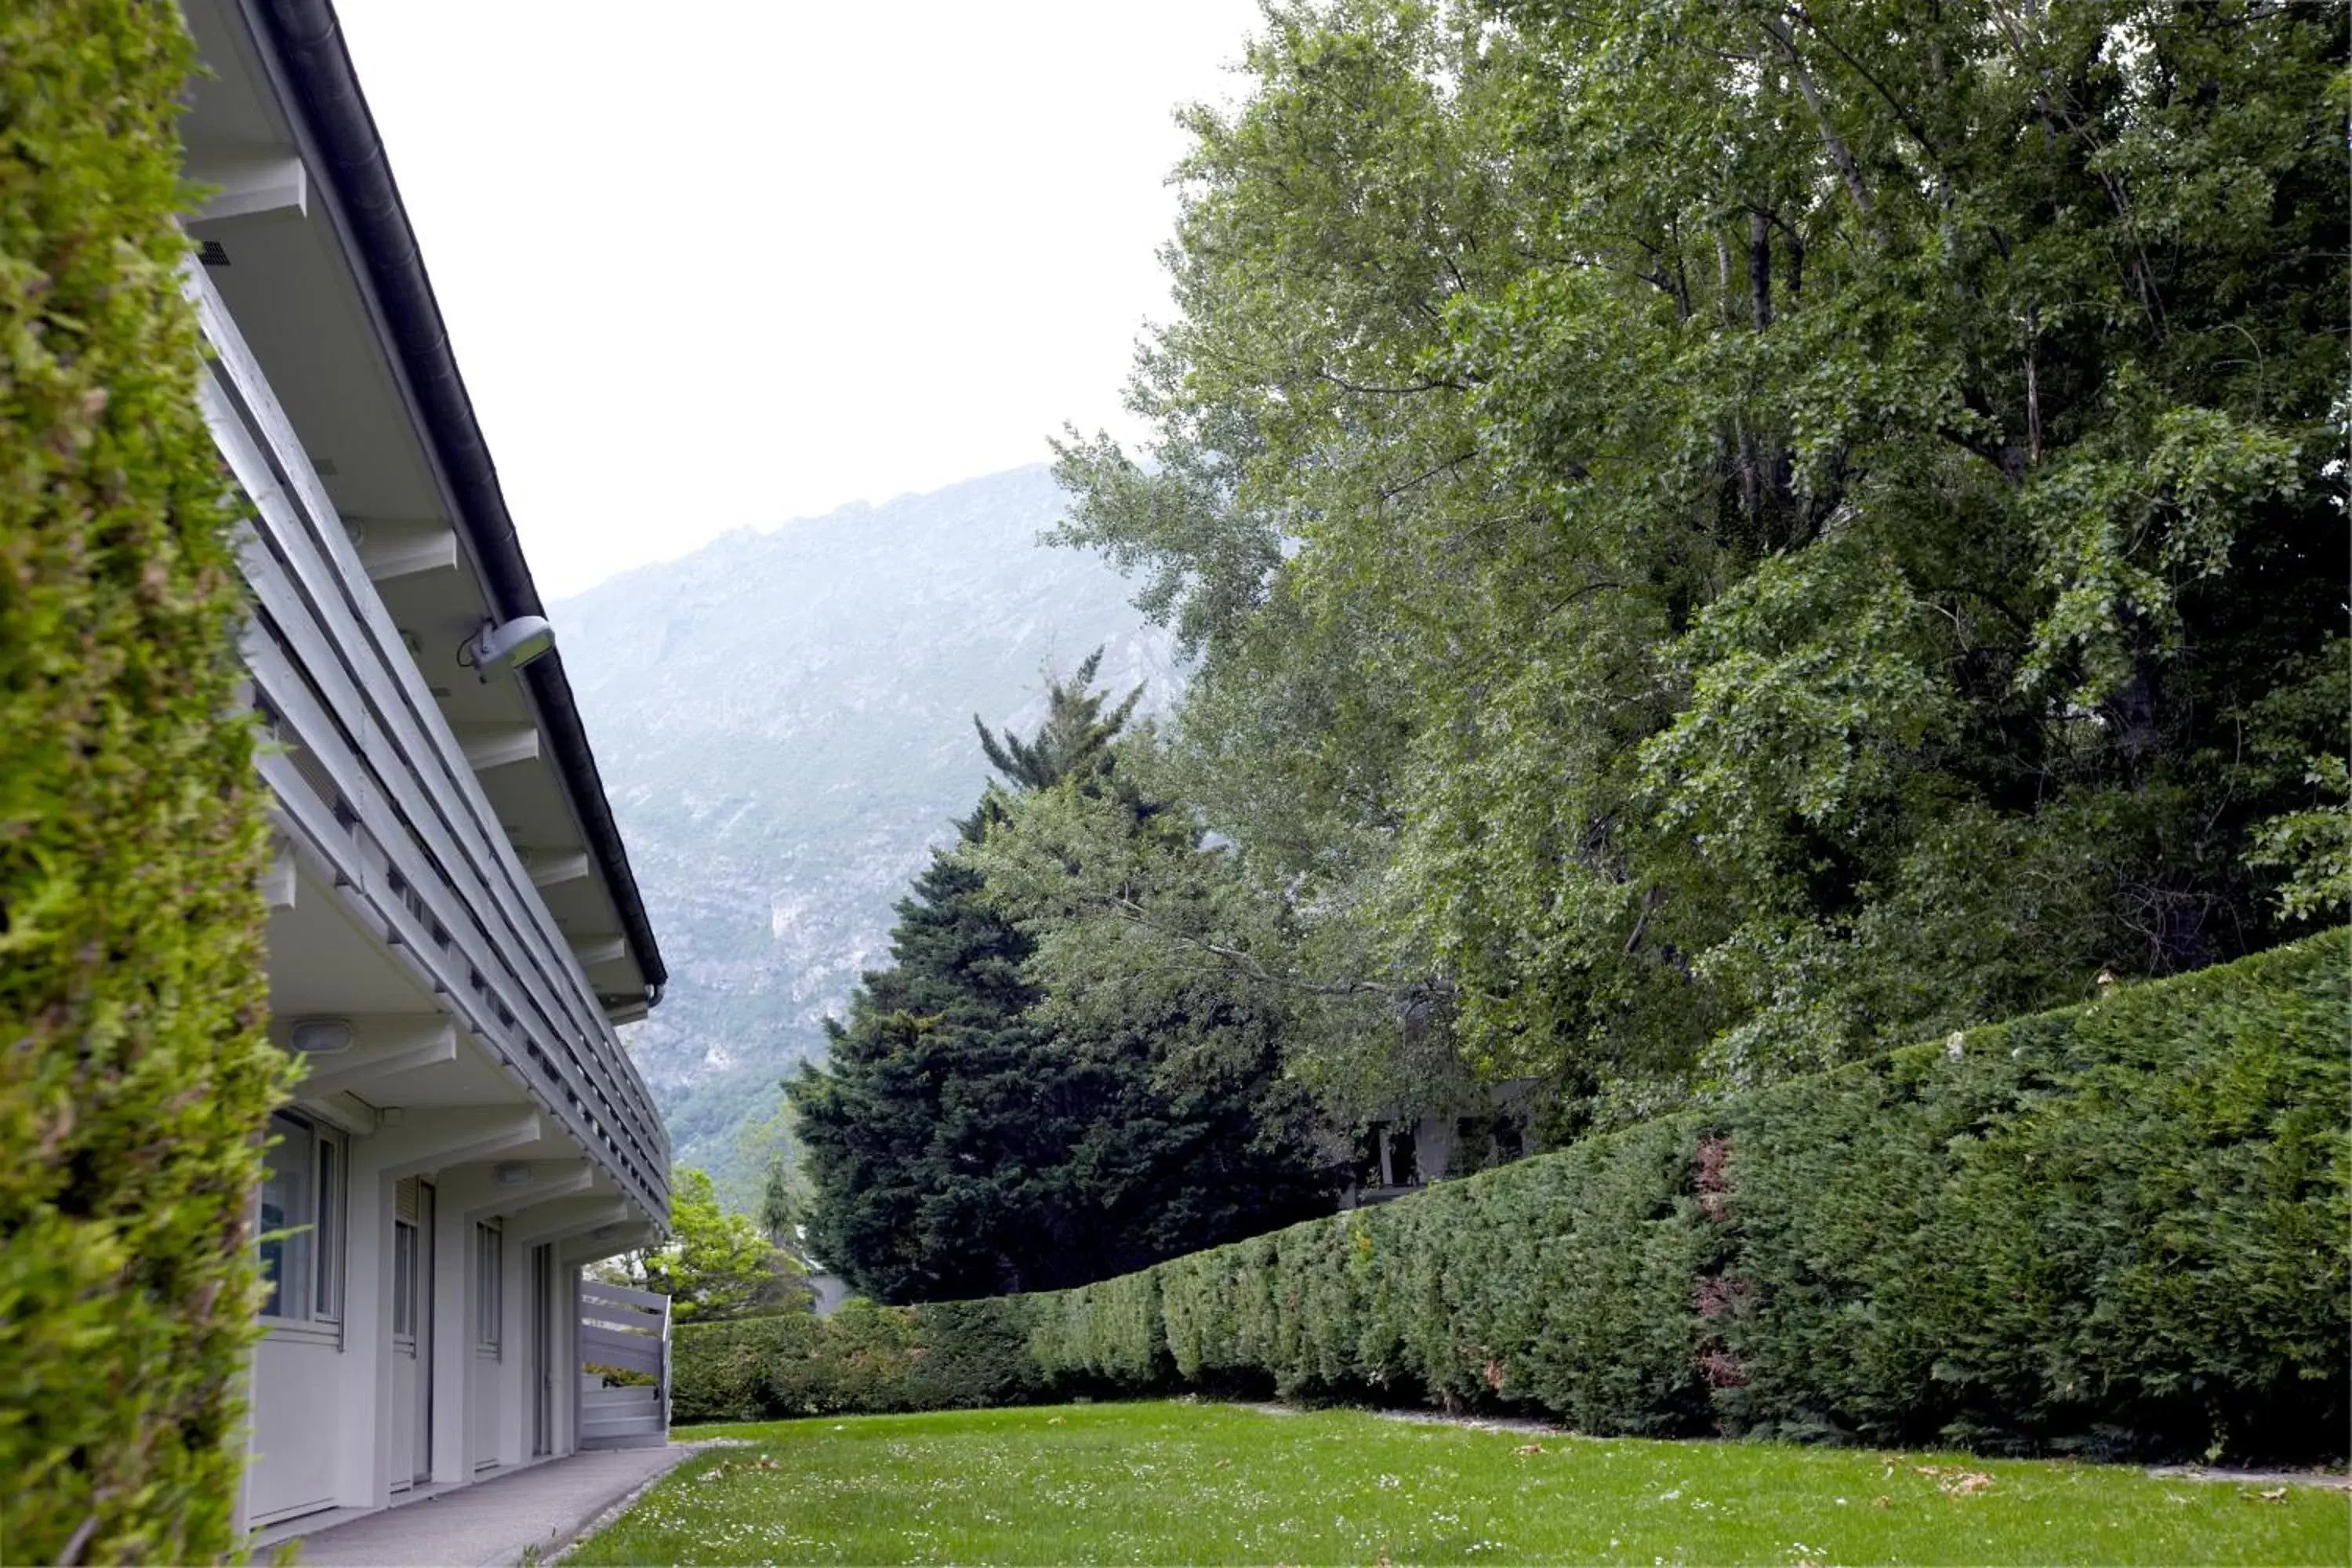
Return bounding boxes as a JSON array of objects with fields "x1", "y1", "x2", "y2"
[
  {"x1": 678, "y1": 933, "x2": 2348, "y2": 1461},
  {"x1": 674, "y1": 1298, "x2": 1053, "y2": 1422},
  {"x1": 0, "y1": 3, "x2": 289, "y2": 1562}
]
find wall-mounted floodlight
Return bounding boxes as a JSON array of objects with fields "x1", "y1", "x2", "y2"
[
  {"x1": 289, "y1": 1017, "x2": 355, "y2": 1054},
  {"x1": 493, "y1": 1161, "x2": 533, "y2": 1188},
  {"x1": 466, "y1": 616, "x2": 556, "y2": 681}
]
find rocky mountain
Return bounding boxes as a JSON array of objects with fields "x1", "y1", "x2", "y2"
[{"x1": 554, "y1": 465, "x2": 1178, "y2": 1202}]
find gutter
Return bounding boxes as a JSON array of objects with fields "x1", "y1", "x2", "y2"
[{"x1": 245, "y1": 0, "x2": 667, "y2": 1000}]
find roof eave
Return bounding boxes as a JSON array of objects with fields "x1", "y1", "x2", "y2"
[{"x1": 238, "y1": 0, "x2": 668, "y2": 1000}]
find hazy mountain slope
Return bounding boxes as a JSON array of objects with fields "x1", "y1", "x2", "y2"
[{"x1": 554, "y1": 465, "x2": 1177, "y2": 1199}]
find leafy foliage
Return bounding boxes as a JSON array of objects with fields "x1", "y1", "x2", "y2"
[
  {"x1": 967, "y1": 725, "x2": 1435, "y2": 1123},
  {"x1": 0, "y1": 3, "x2": 292, "y2": 1559},
  {"x1": 2250, "y1": 751, "x2": 2351, "y2": 922},
  {"x1": 757, "y1": 1152, "x2": 805, "y2": 1254},
  {"x1": 1051, "y1": 0, "x2": 2350, "y2": 1124},
  {"x1": 686, "y1": 934, "x2": 2348, "y2": 1461},
  {"x1": 670, "y1": 1298, "x2": 1058, "y2": 1425},
  {"x1": 611, "y1": 1168, "x2": 804, "y2": 1322}
]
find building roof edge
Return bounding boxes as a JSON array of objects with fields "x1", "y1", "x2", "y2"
[{"x1": 245, "y1": 0, "x2": 668, "y2": 998}]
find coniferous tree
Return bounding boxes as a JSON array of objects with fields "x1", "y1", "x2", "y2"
[
  {"x1": 790, "y1": 655, "x2": 1341, "y2": 1301},
  {"x1": 972, "y1": 648, "x2": 1141, "y2": 792}
]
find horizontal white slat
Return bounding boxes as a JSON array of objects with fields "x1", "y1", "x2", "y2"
[
  {"x1": 243, "y1": 625, "x2": 661, "y2": 1207},
  {"x1": 190, "y1": 264, "x2": 665, "y2": 1160},
  {"x1": 583, "y1": 1385, "x2": 660, "y2": 1408},
  {"x1": 581, "y1": 1307, "x2": 666, "y2": 1331},
  {"x1": 581, "y1": 1326, "x2": 659, "y2": 1356},
  {"x1": 581, "y1": 1319, "x2": 661, "y2": 1346},
  {"x1": 223, "y1": 449, "x2": 664, "y2": 1195},
  {"x1": 187, "y1": 260, "x2": 672, "y2": 1214},
  {"x1": 582, "y1": 1336, "x2": 662, "y2": 1377},
  {"x1": 582, "y1": 1320, "x2": 664, "y2": 1345},
  {"x1": 582, "y1": 1280, "x2": 670, "y2": 1312}
]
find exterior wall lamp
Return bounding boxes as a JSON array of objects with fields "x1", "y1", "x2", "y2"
[{"x1": 465, "y1": 616, "x2": 556, "y2": 681}]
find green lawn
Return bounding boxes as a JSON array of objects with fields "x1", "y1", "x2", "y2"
[{"x1": 567, "y1": 1402, "x2": 2347, "y2": 1566}]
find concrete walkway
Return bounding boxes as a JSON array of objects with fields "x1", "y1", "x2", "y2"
[{"x1": 272, "y1": 1446, "x2": 695, "y2": 1566}]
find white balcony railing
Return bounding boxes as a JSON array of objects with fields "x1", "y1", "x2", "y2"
[
  {"x1": 579, "y1": 1279, "x2": 670, "y2": 1449},
  {"x1": 188, "y1": 262, "x2": 669, "y2": 1221}
]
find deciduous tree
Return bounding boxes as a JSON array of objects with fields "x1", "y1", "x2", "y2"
[
  {"x1": 615, "y1": 1168, "x2": 802, "y2": 1322},
  {"x1": 1054, "y1": 0, "x2": 2348, "y2": 1123}
]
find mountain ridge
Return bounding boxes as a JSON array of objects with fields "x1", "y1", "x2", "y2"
[{"x1": 553, "y1": 464, "x2": 1177, "y2": 1199}]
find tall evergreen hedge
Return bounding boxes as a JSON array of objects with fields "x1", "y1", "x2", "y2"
[
  {"x1": 1, "y1": 3, "x2": 288, "y2": 1560},
  {"x1": 678, "y1": 933, "x2": 2348, "y2": 1461}
]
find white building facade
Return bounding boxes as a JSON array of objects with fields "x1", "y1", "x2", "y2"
[{"x1": 174, "y1": 0, "x2": 678, "y2": 1534}]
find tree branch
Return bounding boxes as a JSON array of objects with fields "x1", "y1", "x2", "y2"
[
  {"x1": 1314, "y1": 368, "x2": 1471, "y2": 397},
  {"x1": 1105, "y1": 893, "x2": 1425, "y2": 1000},
  {"x1": 1758, "y1": 12, "x2": 1878, "y2": 226},
  {"x1": 1378, "y1": 448, "x2": 1483, "y2": 505},
  {"x1": 1784, "y1": 2, "x2": 1948, "y2": 170}
]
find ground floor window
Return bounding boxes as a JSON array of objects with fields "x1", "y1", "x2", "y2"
[
  {"x1": 474, "y1": 1221, "x2": 503, "y2": 1356},
  {"x1": 259, "y1": 1111, "x2": 343, "y2": 1323},
  {"x1": 393, "y1": 1225, "x2": 418, "y2": 1338}
]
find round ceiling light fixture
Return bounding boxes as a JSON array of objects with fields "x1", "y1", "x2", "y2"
[{"x1": 289, "y1": 1017, "x2": 355, "y2": 1054}]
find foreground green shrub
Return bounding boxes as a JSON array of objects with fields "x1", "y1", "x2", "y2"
[
  {"x1": 677, "y1": 935, "x2": 2347, "y2": 1460},
  {"x1": 0, "y1": 3, "x2": 287, "y2": 1560}
]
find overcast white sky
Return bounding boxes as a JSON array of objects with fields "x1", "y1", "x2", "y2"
[{"x1": 333, "y1": 1, "x2": 1261, "y2": 598}]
